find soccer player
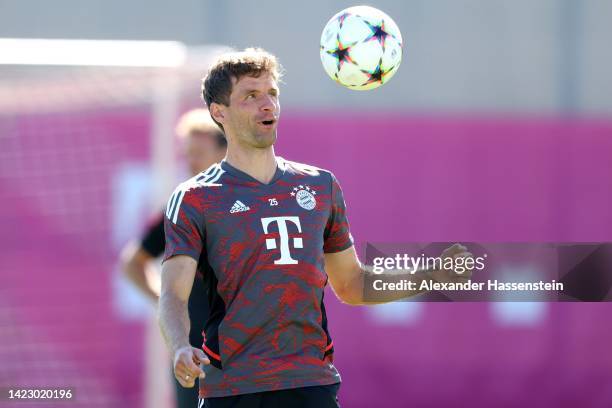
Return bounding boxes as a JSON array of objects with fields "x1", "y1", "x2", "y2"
[
  {"x1": 120, "y1": 108, "x2": 226, "y2": 408},
  {"x1": 158, "y1": 48, "x2": 471, "y2": 408}
]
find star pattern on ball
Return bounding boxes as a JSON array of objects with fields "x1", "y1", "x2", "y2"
[
  {"x1": 359, "y1": 58, "x2": 390, "y2": 87},
  {"x1": 337, "y1": 12, "x2": 350, "y2": 29},
  {"x1": 363, "y1": 19, "x2": 395, "y2": 49},
  {"x1": 326, "y1": 39, "x2": 356, "y2": 73}
]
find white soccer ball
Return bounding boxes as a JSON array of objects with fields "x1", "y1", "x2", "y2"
[{"x1": 320, "y1": 6, "x2": 403, "y2": 90}]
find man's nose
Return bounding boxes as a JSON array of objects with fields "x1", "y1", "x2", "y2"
[{"x1": 260, "y1": 95, "x2": 276, "y2": 111}]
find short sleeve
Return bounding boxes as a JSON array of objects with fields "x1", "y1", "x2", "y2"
[
  {"x1": 163, "y1": 186, "x2": 205, "y2": 263},
  {"x1": 323, "y1": 173, "x2": 354, "y2": 253},
  {"x1": 140, "y1": 214, "x2": 165, "y2": 257}
]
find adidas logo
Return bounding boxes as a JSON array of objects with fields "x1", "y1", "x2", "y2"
[{"x1": 230, "y1": 200, "x2": 250, "y2": 214}]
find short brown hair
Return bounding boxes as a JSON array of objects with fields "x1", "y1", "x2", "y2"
[
  {"x1": 201, "y1": 47, "x2": 282, "y2": 130},
  {"x1": 175, "y1": 108, "x2": 226, "y2": 148}
]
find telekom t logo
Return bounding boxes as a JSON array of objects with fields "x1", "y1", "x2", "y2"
[{"x1": 260, "y1": 216, "x2": 303, "y2": 265}]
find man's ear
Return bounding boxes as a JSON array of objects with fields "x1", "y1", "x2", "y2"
[{"x1": 209, "y1": 103, "x2": 226, "y2": 125}]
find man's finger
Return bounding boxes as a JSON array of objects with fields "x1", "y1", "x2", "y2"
[
  {"x1": 175, "y1": 369, "x2": 196, "y2": 388},
  {"x1": 192, "y1": 349, "x2": 210, "y2": 379},
  {"x1": 179, "y1": 377, "x2": 196, "y2": 388},
  {"x1": 193, "y1": 348, "x2": 211, "y2": 366},
  {"x1": 177, "y1": 354, "x2": 204, "y2": 379},
  {"x1": 185, "y1": 358, "x2": 204, "y2": 377}
]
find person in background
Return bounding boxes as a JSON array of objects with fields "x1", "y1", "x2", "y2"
[{"x1": 120, "y1": 108, "x2": 226, "y2": 408}]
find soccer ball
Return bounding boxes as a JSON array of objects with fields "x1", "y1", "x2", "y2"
[{"x1": 320, "y1": 6, "x2": 403, "y2": 90}]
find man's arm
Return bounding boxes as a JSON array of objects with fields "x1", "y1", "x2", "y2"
[
  {"x1": 158, "y1": 255, "x2": 209, "y2": 388},
  {"x1": 325, "y1": 244, "x2": 471, "y2": 305},
  {"x1": 119, "y1": 241, "x2": 160, "y2": 302}
]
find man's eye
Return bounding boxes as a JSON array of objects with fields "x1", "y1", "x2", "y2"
[{"x1": 246, "y1": 94, "x2": 255, "y2": 99}]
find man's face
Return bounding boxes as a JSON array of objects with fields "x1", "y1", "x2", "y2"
[
  {"x1": 182, "y1": 130, "x2": 225, "y2": 176},
  {"x1": 223, "y1": 73, "x2": 280, "y2": 148}
]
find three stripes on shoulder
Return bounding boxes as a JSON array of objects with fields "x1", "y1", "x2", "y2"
[{"x1": 165, "y1": 164, "x2": 224, "y2": 224}]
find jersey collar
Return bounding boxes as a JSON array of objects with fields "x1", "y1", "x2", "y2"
[{"x1": 220, "y1": 156, "x2": 286, "y2": 186}]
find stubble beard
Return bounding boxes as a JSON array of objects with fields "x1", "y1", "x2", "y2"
[
  {"x1": 244, "y1": 120, "x2": 277, "y2": 149},
  {"x1": 229, "y1": 117, "x2": 278, "y2": 150},
  {"x1": 251, "y1": 129, "x2": 277, "y2": 149}
]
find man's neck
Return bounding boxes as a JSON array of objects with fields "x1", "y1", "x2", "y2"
[{"x1": 225, "y1": 145, "x2": 277, "y2": 184}]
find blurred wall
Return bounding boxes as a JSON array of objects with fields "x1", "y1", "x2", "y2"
[{"x1": 1, "y1": 0, "x2": 612, "y2": 114}]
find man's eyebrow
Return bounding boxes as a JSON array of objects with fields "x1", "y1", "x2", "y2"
[{"x1": 241, "y1": 88, "x2": 279, "y2": 95}]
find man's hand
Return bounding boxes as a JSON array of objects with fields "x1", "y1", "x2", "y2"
[
  {"x1": 429, "y1": 243, "x2": 474, "y2": 283},
  {"x1": 159, "y1": 255, "x2": 202, "y2": 386},
  {"x1": 173, "y1": 346, "x2": 210, "y2": 388}
]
